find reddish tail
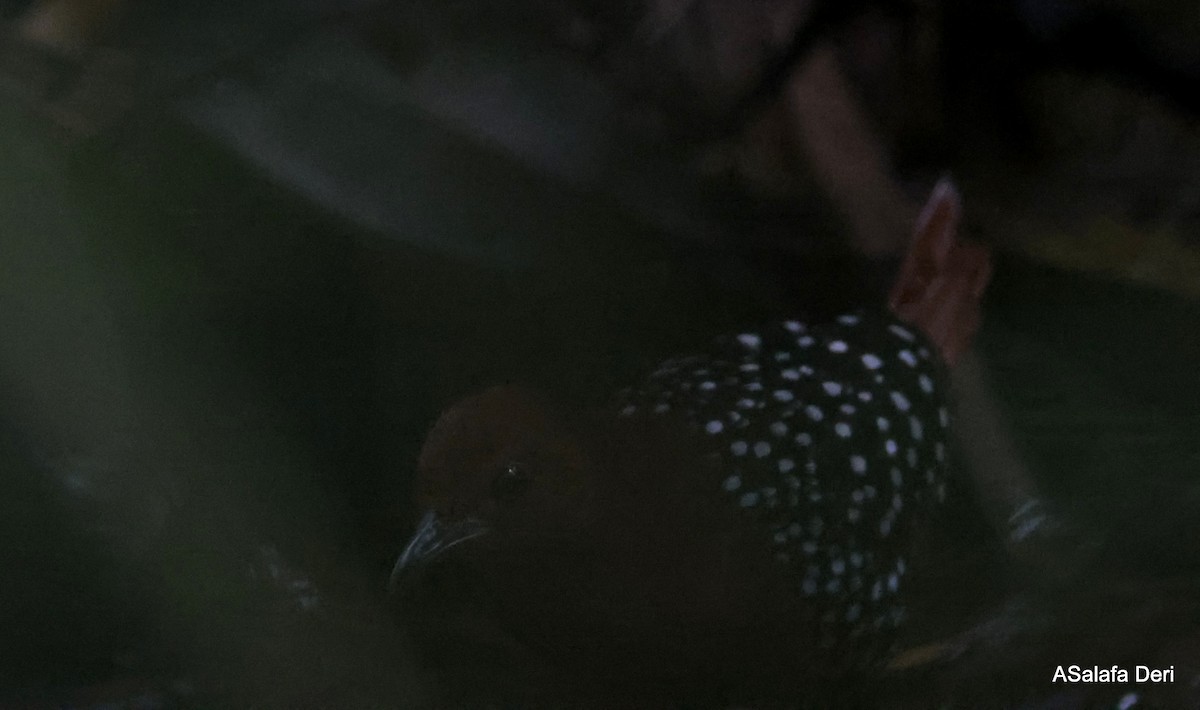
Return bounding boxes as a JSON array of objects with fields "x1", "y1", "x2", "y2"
[{"x1": 888, "y1": 179, "x2": 991, "y2": 366}]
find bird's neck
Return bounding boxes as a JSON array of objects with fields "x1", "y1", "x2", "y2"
[{"x1": 584, "y1": 411, "x2": 799, "y2": 624}]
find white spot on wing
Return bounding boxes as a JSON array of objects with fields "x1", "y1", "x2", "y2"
[
  {"x1": 753, "y1": 441, "x2": 771, "y2": 458},
  {"x1": 850, "y1": 456, "x2": 867, "y2": 474},
  {"x1": 835, "y1": 422, "x2": 852, "y2": 438},
  {"x1": 731, "y1": 441, "x2": 748, "y2": 456},
  {"x1": 773, "y1": 389, "x2": 795, "y2": 402},
  {"x1": 723, "y1": 475, "x2": 742, "y2": 492},
  {"x1": 822, "y1": 381, "x2": 842, "y2": 397},
  {"x1": 890, "y1": 391, "x2": 911, "y2": 412},
  {"x1": 888, "y1": 324, "x2": 916, "y2": 342},
  {"x1": 705, "y1": 420, "x2": 724, "y2": 434},
  {"x1": 737, "y1": 333, "x2": 762, "y2": 350},
  {"x1": 828, "y1": 340, "x2": 849, "y2": 353},
  {"x1": 861, "y1": 353, "x2": 882, "y2": 370},
  {"x1": 898, "y1": 349, "x2": 918, "y2": 367}
]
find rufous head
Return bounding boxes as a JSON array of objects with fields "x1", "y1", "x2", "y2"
[{"x1": 390, "y1": 385, "x2": 598, "y2": 590}]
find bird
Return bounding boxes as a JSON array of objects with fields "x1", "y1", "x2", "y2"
[{"x1": 390, "y1": 178, "x2": 991, "y2": 707}]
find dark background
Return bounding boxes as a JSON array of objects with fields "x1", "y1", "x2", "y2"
[{"x1": 0, "y1": 0, "x2": 1198, "y2": 706}]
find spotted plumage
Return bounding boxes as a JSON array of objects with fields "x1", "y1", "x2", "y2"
[
  {"x1": 614, "y1": 309, "x2": 950, "y2": 655},
  {"x1": 392, "y1": 179, "x2": 995, "y2": 705}
]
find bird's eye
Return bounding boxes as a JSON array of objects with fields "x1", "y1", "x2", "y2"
[{"x1": 490, "y1": 462, "x2": 530, "y2": 503}]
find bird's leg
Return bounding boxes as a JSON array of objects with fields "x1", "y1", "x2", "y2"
[
  {"x1": 891, "y1": 182, "x2": 1100, "y2": 587},
  {"x1": 888, "y1": 178, "x2": 991, "y2": 367}
]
